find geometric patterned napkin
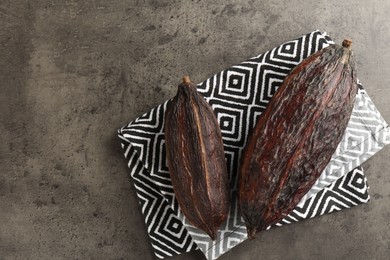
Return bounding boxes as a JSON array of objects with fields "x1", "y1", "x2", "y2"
[{"x1": 118, "y1": 30, "x2": 390, "y2": 259}]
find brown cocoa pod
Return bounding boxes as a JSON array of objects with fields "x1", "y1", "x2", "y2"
[
  {"x1": 164, "y1": 76, "x2": 230, "y2": 240},
  {"x1": 238, "y1": 40, "x2": 358, "y2": 239}
]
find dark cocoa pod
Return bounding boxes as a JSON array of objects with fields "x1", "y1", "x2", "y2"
[
  {"x1": 238, "y1": 40, "x2": 358, "y2": 239},
  {"x1": 164, "y1": 76, "x2": 230, "y2": 240}
]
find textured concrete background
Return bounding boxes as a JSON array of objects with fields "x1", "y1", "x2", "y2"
[{"x1": 1, "y1": 0, "x2": 389, "y2": 259}]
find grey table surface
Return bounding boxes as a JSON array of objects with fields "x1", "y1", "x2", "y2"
[{"x1": 1, "y1": 1, "x2": 389, "y2": 259}]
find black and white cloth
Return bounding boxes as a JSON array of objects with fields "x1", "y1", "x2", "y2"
[{"x1": 117, "y1": 30, "x2": 390, "y2": 259}]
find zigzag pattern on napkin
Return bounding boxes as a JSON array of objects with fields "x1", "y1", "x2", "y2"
[
  {"x1": 284, "y1": 167, "x2": 370, "y2": 223},
  {"x1": 118, "y1": 138, "x2": 198, "y2": 258}
]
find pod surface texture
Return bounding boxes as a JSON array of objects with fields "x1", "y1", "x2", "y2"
[
  {"x1": 238, "y1": 41, "x2": 358, "y2": 239},
  {"x1": 164, "y1": 77, "x2": 230, "y2": 240}
]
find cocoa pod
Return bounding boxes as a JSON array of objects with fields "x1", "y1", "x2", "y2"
[
  {"x1": 238, "y1": 40, "x2": 358, "y2": 239},
  {"x1": 164, "y1": 76, "x2": 230, "y2": 240}
]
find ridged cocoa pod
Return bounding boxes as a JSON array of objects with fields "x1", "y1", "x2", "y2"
[
  {"x1": 238, "y1": 40, "x2": 358, "y2": 239},
  {"x1": 164, "y1": 76, "x2": 230, "y2": 240}
]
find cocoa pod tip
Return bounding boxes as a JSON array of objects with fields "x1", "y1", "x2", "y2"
[
  {"x1": 208, "y1": 229, "x2": 217, "y2": 241},
  {"x1": 342, "y1": 39, "x2": 352, "y2": 49},
  {"x1": 182, "y1": 75, "x2": 191, "y2": 85},
  {"x1": 247, "y1": 227, "x2": 257, "y2": 240}
]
